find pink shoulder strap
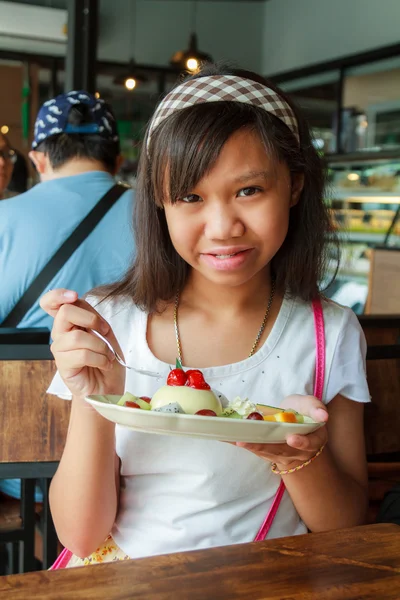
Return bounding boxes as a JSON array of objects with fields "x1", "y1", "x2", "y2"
[
  {"x1": 49, "y1": 546, "x2": 73, "y2": 570},
  {"x1": 312, "y1": 298, "x2": 326, "y2": 403},
  {"x1": 254, "y1": 297, "x2": 325, "y2": 542}
]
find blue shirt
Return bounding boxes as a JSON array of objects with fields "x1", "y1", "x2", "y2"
[{"x1": 0, "y1": 171, "x2": 135, "y2": 329}]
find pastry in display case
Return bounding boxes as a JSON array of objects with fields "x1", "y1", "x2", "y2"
[{"x1": 324, "y1": 155, "x2": 400, "y2": 313}]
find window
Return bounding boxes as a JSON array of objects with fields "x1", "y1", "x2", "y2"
[
  {"x1": 342, "y1": 56, "x2": 400, "y2": 152},
  {"x1": 280, "y1": 71, "x2": 340, "y2": 154}
]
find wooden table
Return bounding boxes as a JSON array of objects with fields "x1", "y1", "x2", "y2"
[{"x1": 1, "y1": 524, "x2": 400, "y2": 599}]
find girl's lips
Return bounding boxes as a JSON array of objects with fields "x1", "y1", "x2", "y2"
[
  {"x1": 200, "y1": 248, "x2": 253, "y2": 271},
  {"x1": 202, "y1": 246, "x2": 251, "y2": 255}
]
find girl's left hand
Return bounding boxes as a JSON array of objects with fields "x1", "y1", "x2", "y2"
[{"x1": 234, "y1": 394, "x2": 329, "y2": 470}]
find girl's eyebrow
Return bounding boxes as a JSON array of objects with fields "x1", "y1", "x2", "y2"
[{"x1": 233, "y1": 170, "x2": 271, "y2": 183}]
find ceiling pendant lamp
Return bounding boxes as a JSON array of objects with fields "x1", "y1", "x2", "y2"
[
  {"x1": 113, "y1": 58, "x2": 147, "y2": 91},
  {"x1": 113, "y1": 0, "x2": 147, "y2": 91},
  {"x1": 170, "y1": 1, "x2": 212, "y2": 73}
]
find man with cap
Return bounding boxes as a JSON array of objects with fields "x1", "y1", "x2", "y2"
[
  {"x1": 0, "y1": 90, "x2": 135, "y2": 330},
  {"x1": 0, "y1": 91, "x2": 135, "y2": 507}
]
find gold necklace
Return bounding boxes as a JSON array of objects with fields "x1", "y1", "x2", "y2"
[{"x1": 173, "y1": 280, "x2": 276, "y2": 365}]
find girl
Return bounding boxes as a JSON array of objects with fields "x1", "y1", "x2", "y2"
[{"x1": 42, "y1": 64, "x2": 370, "y2": 567}]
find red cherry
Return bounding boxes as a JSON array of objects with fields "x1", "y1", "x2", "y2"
[
  {"x1": 167, "y1": 369, "x2": 187, "y2": 386},
  {"x1": 185, "y1": 369, "x2": 203, "y2": 378},
  {"x1": 140, "y1": 396, "x2": 151, "y2": 403},
  {"x1": 247, "y1": 412, "x2": 264, "y2": 420},
  {"x1": 125, "y1": 401, "x2": 140, "y2": 409},
  {"x1": 195, "y1": 409, "x2": 217, "y2": 417},
  {"x1": 186, "y1": 370, "x2": 211, "y2": 390}
]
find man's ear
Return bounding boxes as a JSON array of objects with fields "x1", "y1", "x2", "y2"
[
  {"x1": 112, "y1": 154, "x2": 124, "y2": 176},
  {"x1": 29, "y1": 150, "x2": 48, "y2": 174},
  {"x1": 290, "y1": 173, "x2": 305, "y2": 207}
]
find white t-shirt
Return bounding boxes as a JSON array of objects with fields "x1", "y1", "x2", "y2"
[{"x1": 48, "y1": 294, "x2": 370, "y2": 558}]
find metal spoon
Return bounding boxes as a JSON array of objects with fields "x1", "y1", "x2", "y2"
[{"x1": 90, "y1": 329, "x2": 162, "y2": 378}]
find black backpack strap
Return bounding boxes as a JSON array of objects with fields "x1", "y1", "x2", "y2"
[{"x1": 1, "y1": 182, "x2": 129, "y2": 328}]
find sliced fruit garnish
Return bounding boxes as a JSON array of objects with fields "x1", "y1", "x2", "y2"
[
  {"x1": 285, "y1": 409, "x2": 304, "y2": 423},
  {"x1": 220, "y1": 409, "x2": 242, "y2": 419},
  {"x1": 195, "y1": 409, "x2": 217, "y2": 416},
  {"x1": 134, "y1": 399, "x2": 151, "y2": 410},
  {"x1": 247, "y1": 412, "x2": 264, "y2": 421},
  {"x1": 263, "y1": 412, "x2": 298, "y2": 423},
  {"x1": 117, "y1": 392, "x2": 139, "y2": 406},
  {"x1": 153, "y1": 402, "x2": 185, "y2": 414},
  {"x1": 274, "y1": 412, "x2": 299, "y2": 423},
  {"x1": 256, "y1": 403, "x2": 284, "y2": 416},
  {"x1": 125, "y1": 400, "x2": 140, "y2": 409}
]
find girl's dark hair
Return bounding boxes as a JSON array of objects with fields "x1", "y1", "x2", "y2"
[
  {"x1": 99, "y1": 63, "x2": 337, "y2": 311},
  {"x1": 36, "y1": 104, "x2": 120, "y2": 172}
]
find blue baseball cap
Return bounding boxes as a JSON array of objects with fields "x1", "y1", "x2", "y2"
[{"x1": 32, "y1": 90, "x2": 119, "y2": 149}]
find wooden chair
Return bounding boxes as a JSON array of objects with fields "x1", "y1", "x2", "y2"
[
  {"x1": 0, "y1": 328, "x2": 50, "y2": 346},
  {"x1": 358, "y1": 315, "x2": 400, "y2": 522},
  {"x1": 0, "y1": 347, "x2": 70, "y2": 572}
]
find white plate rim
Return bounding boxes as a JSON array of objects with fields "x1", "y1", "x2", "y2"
[{"x1": 85, "y1": 394, "x2": 324, "y2": 443}]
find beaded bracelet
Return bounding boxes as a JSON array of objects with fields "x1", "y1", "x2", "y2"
[{"x1": 271, "y1": 444, "x2": 326, "y2": 476}]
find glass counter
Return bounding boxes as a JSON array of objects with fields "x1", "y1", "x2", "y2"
[{"x1": 324, "y1": 154, "x2": 400, "y2": 312}]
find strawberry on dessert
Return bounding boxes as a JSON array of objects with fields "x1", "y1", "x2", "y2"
[
  {"x1": 150, "y1": 362, "x2": 222, "y2": 415},
  {"x1": 185, "y1": 370, "x2": 211, "y2": 390},
  {"x1": 167, "y1": 369, "x2": 188, "y2": 386}
]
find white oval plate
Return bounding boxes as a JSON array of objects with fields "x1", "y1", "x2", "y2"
[{"x1": 85, "y1": 395, "x2": 324, "y2": 443}]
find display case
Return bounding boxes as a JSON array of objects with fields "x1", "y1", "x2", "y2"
[{"x1": 324, "y1": 153, "x2": 400, "y2": 312}]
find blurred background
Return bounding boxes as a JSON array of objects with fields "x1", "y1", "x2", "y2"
[{"x1": 1, "y1": 0, "x2": 400, "y2": 311}]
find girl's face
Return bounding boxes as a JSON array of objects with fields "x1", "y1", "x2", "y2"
[{"x1": 163, "y1": 128, "x2": 303, "y2": 289}]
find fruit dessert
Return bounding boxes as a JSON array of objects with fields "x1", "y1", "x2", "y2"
[
  {"x1": 117, "y1": 361, "x2": 309, "y2": 423},
  {"x1": 151, "y1": 367, "x2": 223, "y2": 416},
  {"x1": 119, "y1": 361, "x2": 223, "y2": 416}
]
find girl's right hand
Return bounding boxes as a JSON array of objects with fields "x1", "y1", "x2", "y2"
[{"x1": 40, "y1": 289, "x2": 125, "y2": 398}]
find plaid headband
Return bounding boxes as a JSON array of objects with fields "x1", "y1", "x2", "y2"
[{"x1": 147, "y1": 75, "x2": 299, "y2": 152}]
